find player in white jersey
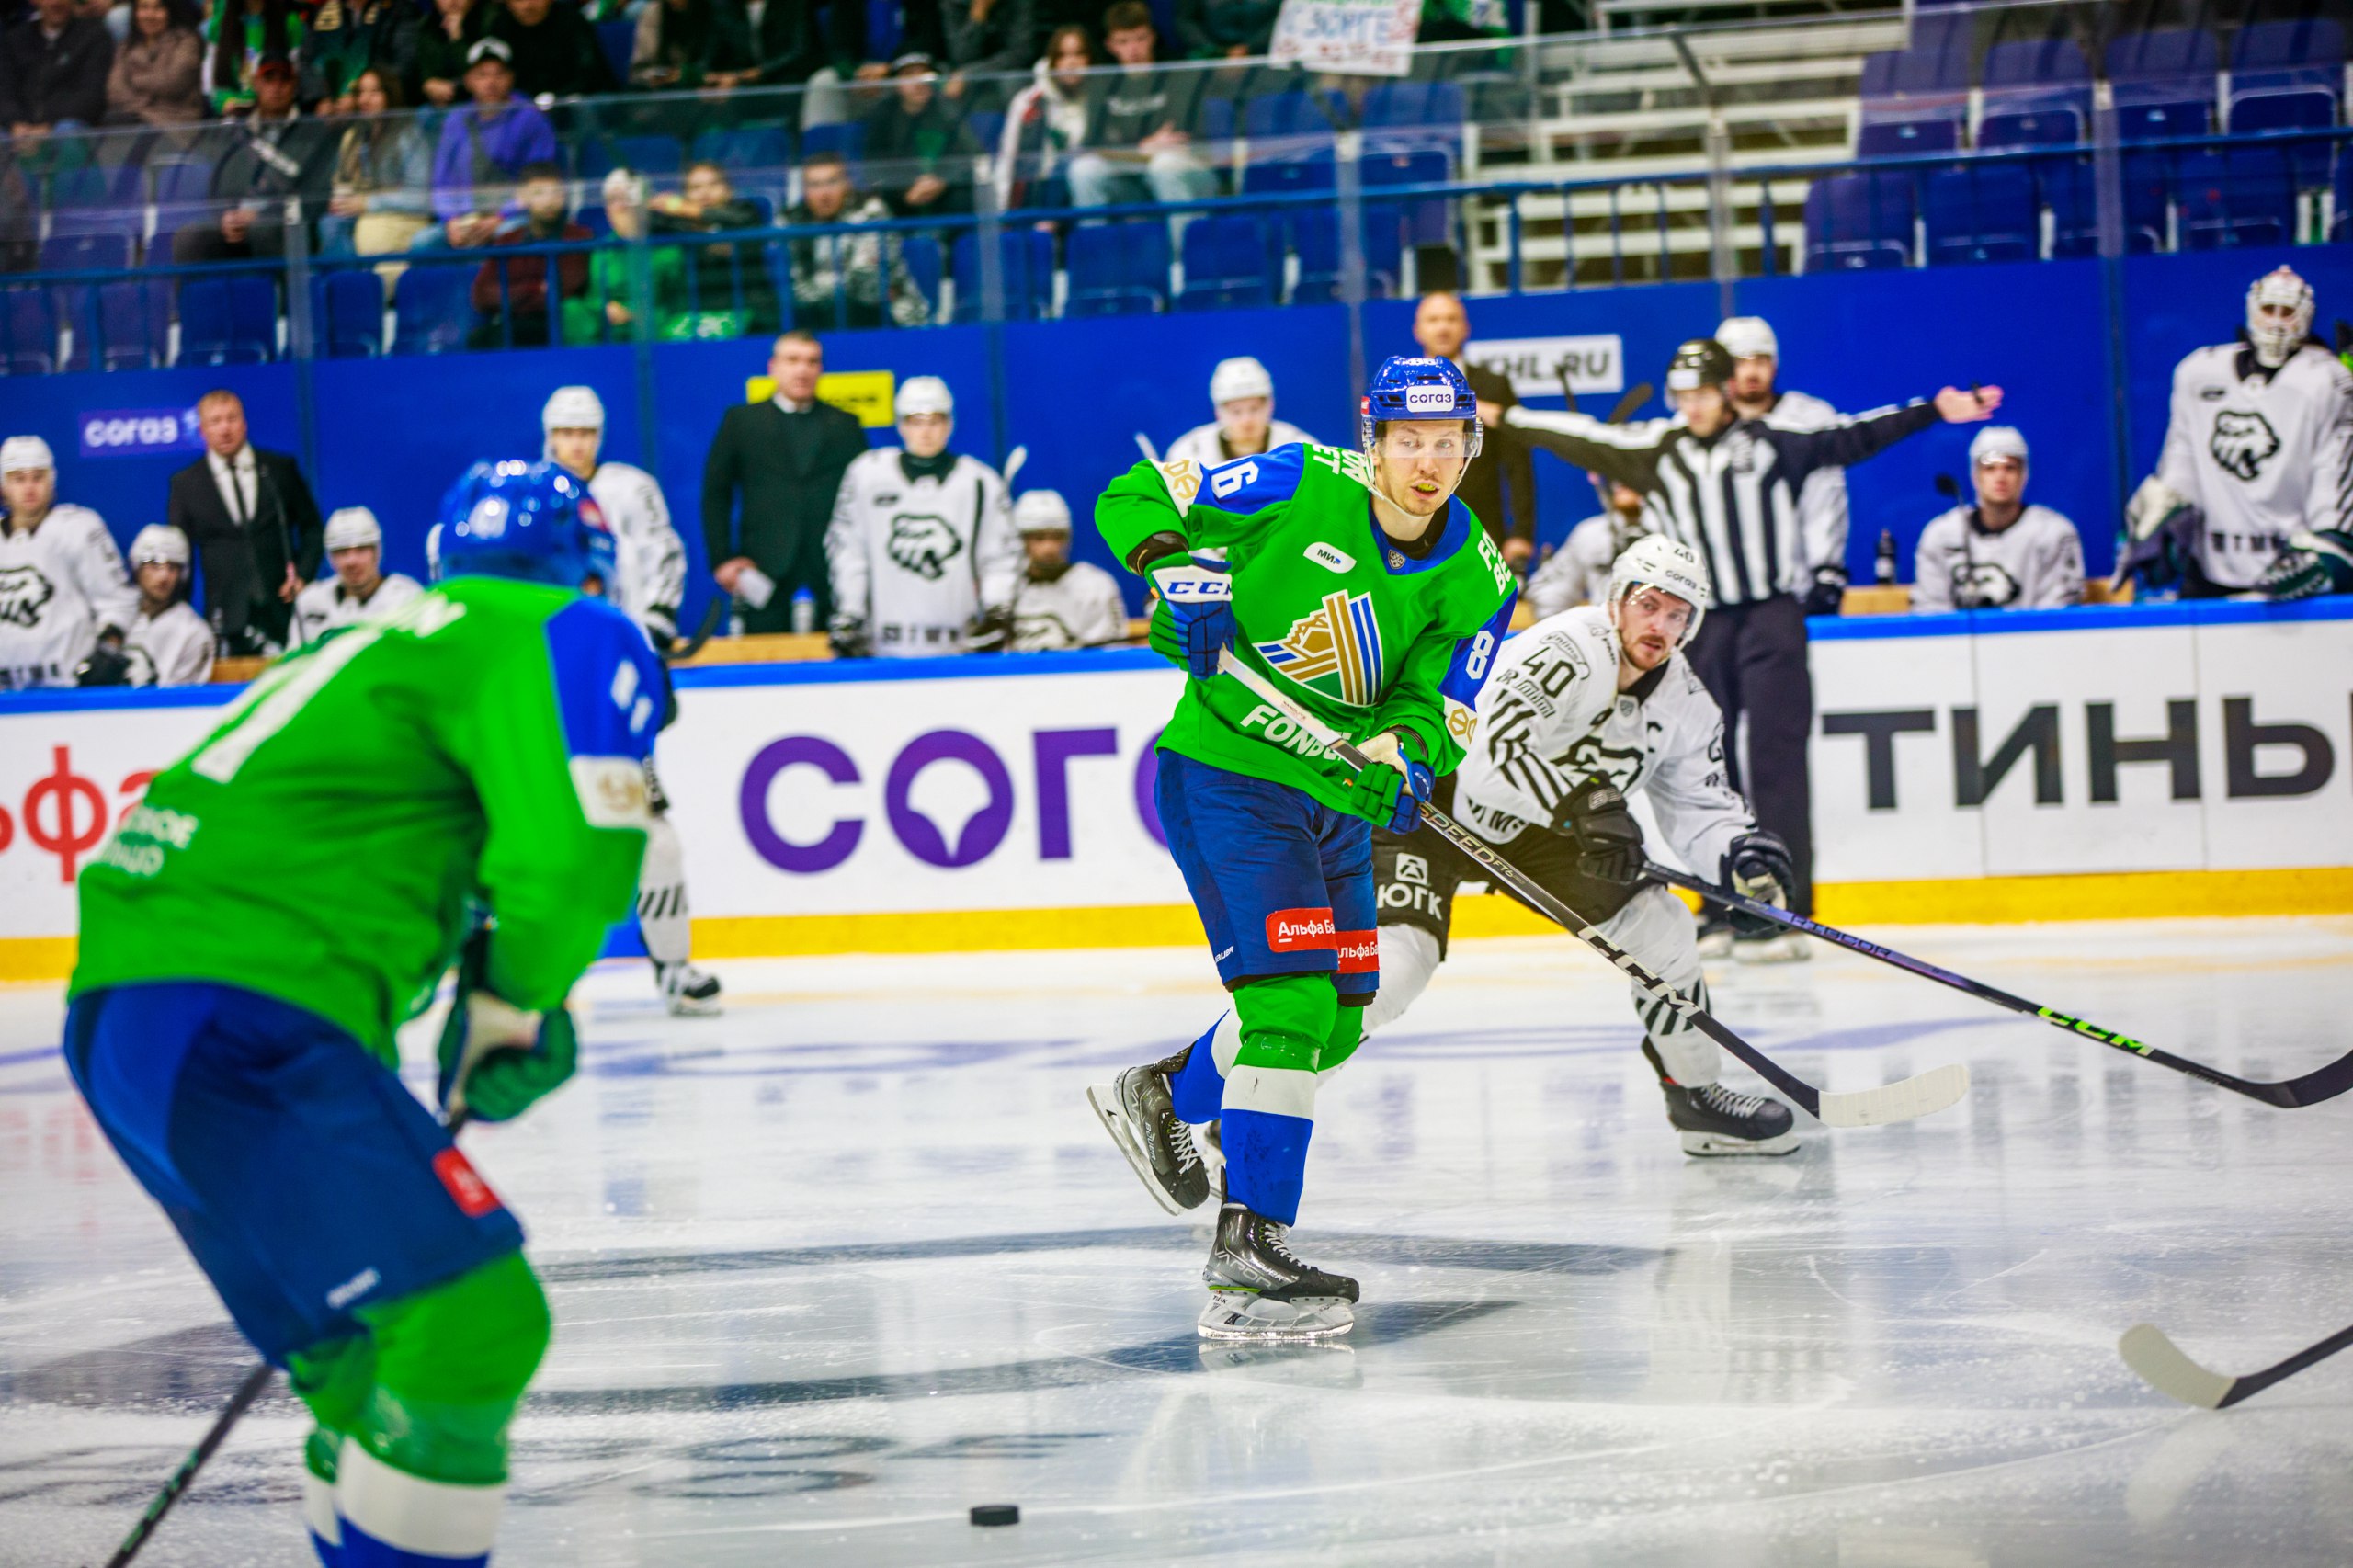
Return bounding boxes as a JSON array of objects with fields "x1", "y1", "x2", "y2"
[
  {"x1": 290, "y1": 507, "x2": 426, "y2": 643},
  {"x1": 1008, "y1": 489, "x2": 1128, "y2": 651},
  {"x1": 826, "y1": 376, "x2": 1020, "y2": 659},
  {"x1": 2125, "y1": 266, "x2": 2353, "y2": 595},
  {"x1": 1525, "y1": 473, "x2": 1650, "y2": 619},
  {"x1": 541, "y1": 385, "x2": 722, "y2": 1017},
  {"x1": 1719, "y1": 316, "x2": 1852, "y2": 615},
  {"x1": 1911, "y1": 426, "x2": 2085, "y2": 613},
  {"x1": 1162, "y1": 357, "x2": 1321, "y2": 469},
  {"x1": 1366, "y1": 536, "x2": 1803, "y2": 1156},
  {"x1": 0, "y1": 435, "x2": 136, "y2": 690},
  {"x1": 542, "y1": 385, "x2": 688, "y2": 648},
  {"x1": 119, "y1": 526, "x2": 215, "y2": 686}
]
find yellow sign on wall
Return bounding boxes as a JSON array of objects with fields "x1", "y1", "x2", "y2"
[{"x1": 744, "y1": 370, "x2": 897, "y2": 427}]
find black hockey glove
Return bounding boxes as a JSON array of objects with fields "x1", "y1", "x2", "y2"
[
  {"x1": 642, "y1": 604, "x2": 680, "y2": 653},
  {"x1": 1552, "y1": 776, "x2": 1645, "y2": 892},
  {"x1": 1802, "y1": 565, "x2": 1848, "y2": 618},
  {"x1": 1722, "y1": 831, "x2": 1794, "y2": 938},
  {"x1": 828, "y1": 613, "x2": 871, "y2": 660},
  {"x1": 964, "y1": 604, "x2": 1014, "y2": 653},
  {"x1": 76, "y1": 643, "x2": 132, "y2": 687}
]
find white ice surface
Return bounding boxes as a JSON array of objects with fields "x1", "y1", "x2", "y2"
[{"x1": 3, "y1": 916, "x2": 2351, "y2": 1566}]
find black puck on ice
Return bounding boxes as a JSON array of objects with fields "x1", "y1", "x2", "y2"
[{"x1": 970, "y1": 1504, "x2": 1020, "y2": 1528}]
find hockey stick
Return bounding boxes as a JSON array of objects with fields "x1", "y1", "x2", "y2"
[
  {"x1": 1134, "y1": 432, "x2": 1161, "y2": 465},
  {"x1": 1654, "y1": 865, "x2": 2353, "y2": 1109},
  {"x1": 1219, "y1": 650, "x2": 1967, "y2": 1128},
  {"x1": 666, "y1": 597, "x2": 726, "y2": 664},
  {"x1": 1607, "y1": 381, "x2": 1654, "y2": 425},
  {"x1": 104, "y1": 1108, "x2": 475, "y2": 1568},
  {"x1": 2120, "y1": 1318, "x2": 2353, "y2": 1410}
]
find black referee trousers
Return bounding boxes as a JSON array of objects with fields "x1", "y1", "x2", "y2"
[{"x1": 1685, "y1": 594, "x2": 1813, "y2": 915}]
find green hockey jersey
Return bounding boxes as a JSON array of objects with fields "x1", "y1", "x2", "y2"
[
  {"x1": 1097, "y1": 441, "x2": 1518, "y2": 819},
  {"x1": 71, "y1": 578, "x2": 665, "y2": 1063}
]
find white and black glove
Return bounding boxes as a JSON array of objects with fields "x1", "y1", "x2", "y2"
[
  {"x1": 1802, "y1": 565, "x2": 1848, "y2": 618},
  {"x1": 1722, "y1": 831, "x2": 1794, "y2": 938},
  {"x1": 828, "y1": 612, "x2": 871, "y2": 660}
]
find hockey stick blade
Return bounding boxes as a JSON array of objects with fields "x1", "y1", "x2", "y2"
[
  {"x1": 1607, "y1": 381, "x2": 1654, "y2": 425},
  {"x1": 1217, "y1": 651, "x2": 1964, "y2": 1129},
  {"x1": 1657, "y1": 864, "x2": 2353, "y2": 1108},
  {"x1": 2121, "y1": 1318, "x2": 2353, "y2": 1410},
  {"x1": 666, "y1": 597, "x2": 727, "y2": 665}
]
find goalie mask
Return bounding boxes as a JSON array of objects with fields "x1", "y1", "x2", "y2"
[
  {"x1": 1607, "y1": 534, "x2": 1711, "y2": 649},
  {"x1": 2246, "y1": 267, "x2": 2313, "y2": 369}
]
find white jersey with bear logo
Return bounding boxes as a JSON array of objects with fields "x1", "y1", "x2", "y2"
[
  {"x1": 1909, "y1": 504, "x2": 2085, "y2": 613},
  {"x1": 1011, "y1": 560, "x2": 1128, "y2": 651},
  {"x1": 826, "y1": 449, "x2": 1020, "y2": 657},
  {"x1": 2155, "y1": 341, "x2": 2353, "y2": 588},
  {"x1": 1453, "y1": 606, "x2": 1754, "y2": 877},
  {"x1": 1163, "y1": 419, "x2": 1320, "y2": 471},
  {"x1": 0, "y1": 505, "x2": 137, "y2": 689},
  {"x1": 291, "y1": 573, "x2": 425, "y2": 644},
  {"x1": 126, "y1": 601, "x2": 216, "y2": 686},
  {"x1": 584, "y1": 460, "x2": 688, "y2": 643}
]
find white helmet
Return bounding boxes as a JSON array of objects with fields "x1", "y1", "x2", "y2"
[
  {"x1": 1210, "y1": 355, "x2": 1275, "y2": 409},
  {"x1": 324, "y1": 506, "x2": 382, "y2": 552},
  {"x1": 542, "y1": 384, "x2": 607, "y2": 433},
  {"x1": 1013, "y1": 489, "x2": 1072, "y2": 534},
  {"x1": 130, "y1": 523, "x2": 190, "y2": 568},
  {"x1": 1714, "y1": 316, "x2": 1778, "y2": 360},
  {"x1": 2246, "y1": 266, "x2": 2313, "y2": 368},
  {"x1": 894, "y1": 376, "x2": 954, "y2": 419},
  {"x1": 1, "y1": 434, "x2": 55, "y2": 473},
  {"x1": 1969, "y1": 425, "x2": 2029, "y2": 483},
  {"x1": 1607, "y1": 534, "x2": 1711, "y2": 649}
]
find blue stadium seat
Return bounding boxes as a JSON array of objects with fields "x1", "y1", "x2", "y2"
[
  {"x1": 582, "y1": 134, "x2": 685, "y2": 180},
  {"x1": 313, "y1": 269, "x2": 386, "y2": 358},
  {"x1": 1360, "y1": 145, "x2": 1454, "y2": 248},
  {"x1": 90, "y1": 280, "x2": 170, "y2": 371},
  {"x1": 48, "y1": 165, "x2": 137, "y2": 210},
  {"x1": 2045, "y1": 155, "x2": 2166, "y2": 256},
  {"x1": 1858, "y1": 11, "x2": 1972, "y2": 128},
  {"x1": 949, "y1": 228, "x2": 1053, "y2": 322},
  {"x1": 1980, "y1": 37, "x2": 2092, "y2": 127},
  {"x1": 2106, "y1": 28, "x2": 2219, "y2": 96},
  {"x1": 1923, "y1": 165, "x2": 2037, "y2": 265},
  {"x1": 42, "y1": 232, "x2": 131, "y2": 370},
  {"x1": 1857, "y1": 119, "x2": 1961, "y2": 158},
  {"x1": 800, "y1": 121, "x2": 866, "y2": 183},
  {"x1": 392, "y1": 264, "x2": 473, "y2": 355},
  {"x1": 177, "y1": 276, "x2": 278, "y2": 365},
  {"x1": 0, "y1": 287, "x2": 58, "y2": 374},
  {"x1": 1065, "y1": 221, "x2": 1170, "y2": 317},
  {"x1": 1290, "y1": 203, "x2": 1403, "y2": 303},
  {"x1": 149, "y1": 156, "x2": 218, "y2": 245},
  {"x1": 1360, "y1": 79, "x2": 1466, "y2": 162},
  {"x1": 2227, "y1": 19, "x2": 2342, "y2": 189},
  {"x1": 965, "y1": 111, "x2": 1006, "y2": 155},
  {"x1": 1979, "y1": 108, "x2": 2083, "y2": 149},
  {"x1": 1802, "y1": 172, "x2": 1915, "y2": 270},
  {"x1": 596, "y1": 18, "x2": 633, "y2": 84},
  {"x1": 47, "y1": 205, "x2": 142, "y2": 247},
  {"x1": 2176, "y1": 147, "x2": 2297, "y2": 249},
  {"x1": 1241, "y1": 146, "x2": 1335, "y2": 199},
  {"x1": 1176, "y1": 214, "x2": 1279, "y2": 311},
  {"x1": 2116, "y1": 99, "x2": 2211, "y2": 142},
  {"x1": 1244, "y1": 88, "x2": 1344, "y2": 141},
  {"x1": 692, "y1": 127, "x2": 794, "y2": 176},
  {"x1": 899, "y1": 233, "x2": 943, "y2": 318}
]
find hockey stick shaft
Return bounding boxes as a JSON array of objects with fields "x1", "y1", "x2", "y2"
[
  {"x1": 104, "y1": 1109, "x2": 474, "y2": 1568},
  {"x1": 2120, "y1": 1318, "x2": 2353, "y2": 1409},
  {"x1": 1217, "y1": 651, "x2": 1963, "y2": 1127},
  {"x1": 1655, "y1": 865, "x2": 2352, "y2": 1108},
  {"x1": 666, "y1": 597, "x2": 727, "y2": 665}
]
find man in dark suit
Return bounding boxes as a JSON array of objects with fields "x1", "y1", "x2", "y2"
[
  {"x1": 702, "y1": 331, "x2": 869, "y2": 633},
  {"x1": 166, "y1": 389, "x2": 324, "y2": 651},
  {"x1": 1413, "y1": 290, "x2": 1535, "y2": 568}
]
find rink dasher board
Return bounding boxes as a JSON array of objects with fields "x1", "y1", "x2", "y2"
[{"x1": 0, "y1": 599, "x2": 2348, "y2": 977}]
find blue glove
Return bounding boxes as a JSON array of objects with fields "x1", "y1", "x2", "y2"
[
  {"x1": 1147, "y1": 551, "x2": 1235, "y2": 680},
  {"x1": 1354, "y1": 730, "x2": 1433, "y2": 835}
]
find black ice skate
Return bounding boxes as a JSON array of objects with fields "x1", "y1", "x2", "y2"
[
  {"x1": 1664, "y1": 1080, "x2": 1799, "y2": 1157},
  {"x1": 1199, "y1": 1204, "x2": 1358, "y2": 1341},
  {"x1": 1087, "y1": 1054, "x2": 1211, "y2": 1214},
  {"x1": 657, "y1": 961, "x2": 722, "y2": 1017}
]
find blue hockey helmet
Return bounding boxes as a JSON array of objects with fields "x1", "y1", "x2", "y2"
[
  {"x1": 429, "y1": 459, "x2": 615, "y2": 591},
  {"x1": 1359, "y1": 356, "x2": 1483, "y2": 460}
]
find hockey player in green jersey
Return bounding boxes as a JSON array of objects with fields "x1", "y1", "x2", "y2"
[
  {"x1": 66, "y1": 460, "x2": 662, "y2": 1568},
  {"x1": 1087, "y1": 356, "x2": 1517, "y2": 1340}
]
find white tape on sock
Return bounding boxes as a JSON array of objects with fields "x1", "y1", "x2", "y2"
[{"x1": 335, "y1": 1442, "x2": 504, "y2": 1561}]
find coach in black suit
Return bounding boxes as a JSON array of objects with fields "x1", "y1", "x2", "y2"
[
  {"x1": 166, "y1": 389, "x2": 324, "y2": 649},
  {"x1": 1413, "y1": 290, "x2": 1536, "y2": 567},
  {"x1": 701, "y1": 331, "x2": 868, "y2": 633}
]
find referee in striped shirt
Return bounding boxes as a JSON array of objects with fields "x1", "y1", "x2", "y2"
[{"x1": 1506, "y1": 339, "x2": 2000, "y2": 943}]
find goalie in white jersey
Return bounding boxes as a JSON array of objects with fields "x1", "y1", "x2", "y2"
[
  {"x1": 1008, "y1": 489, "x2": 1128, "y2": 651},
  {"x1": 826, "y1": 376, "x2": 1020, "y2": 658},
  {"x1": 543, "y1": 385, "x2": 723, "y2": 1017},
  {"x1": 0, "y1": 435, "x2": 137, "y2": 689},
  {"x1": 1162, "y1": 356, "x2": 1321, "y2": 469},
  {"x1": 1365, "y1": 536, "x2": 1804, "y2": 1156},
  {"x1": 2124, "y1": 266, "x2": 2353, "y2": 595},
  {"x1": 290, "y1": 507, "x2": 424, "y2": 642}
]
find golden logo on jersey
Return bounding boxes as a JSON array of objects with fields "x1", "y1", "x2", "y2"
[
  {"x1": 1446, "y1": 701, "x2": 1478, "y2": 744},
  {"x1": 1157, "y1": 460, "x2": 1202, "y2": 507},
  {"x1": 1256, "y1": 589, "x2": 1383, "y2": 707}
]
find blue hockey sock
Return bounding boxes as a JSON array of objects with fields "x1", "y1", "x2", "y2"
[
  {"x1": 1169, "y1": 1013, "x2": 1232, "y2": 1124},
  {"x1": 1221, "y1": 1108, "x2": 1313, "y2": 1223}
]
